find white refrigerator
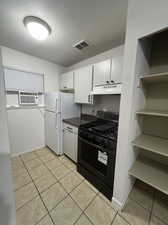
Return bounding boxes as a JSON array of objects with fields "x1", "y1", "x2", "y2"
[{"x1": 45, "y1": 92, "x2": 80, "y2": 155}]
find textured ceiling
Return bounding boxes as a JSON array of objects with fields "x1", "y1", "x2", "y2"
[{"x1": 0, "y1": 0, "x2": 128, "y2": 66}]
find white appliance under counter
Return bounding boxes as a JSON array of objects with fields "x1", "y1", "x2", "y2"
[{"x1": 63, "y1": 123, "x2": 78, "y2": 163}]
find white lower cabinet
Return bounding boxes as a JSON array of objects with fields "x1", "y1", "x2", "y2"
[{"x1": 63, "y1": 123, "x2": 78, "y2": 163}]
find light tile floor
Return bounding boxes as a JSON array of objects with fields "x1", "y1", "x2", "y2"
[{"x1": 11, "y1": 147, "x2": 168, "y2": 225}]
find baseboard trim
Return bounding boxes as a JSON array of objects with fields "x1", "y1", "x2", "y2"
[
  {"x1": 112, "y1": 197, "x2": 123, "y2": 210},
  {"x1": 11, "y1": 145, "x2": 45, "y2": 157}
]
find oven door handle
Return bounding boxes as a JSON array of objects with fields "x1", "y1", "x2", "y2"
[{"x1": 78, "y1": 136, "x2": 107, "y2": 153}]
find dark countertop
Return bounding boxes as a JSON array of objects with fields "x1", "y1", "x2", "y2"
[{"x1": 63, "y1": 114, "x2": 96, "y2": 127}]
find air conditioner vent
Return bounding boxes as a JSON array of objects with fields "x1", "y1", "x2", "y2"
[
  {"x1": 19, "y1": 92, "x2": 39, "y2": 105},
  {"x1": 73, "y1": 40, "x2": 89, "y2": 50}
]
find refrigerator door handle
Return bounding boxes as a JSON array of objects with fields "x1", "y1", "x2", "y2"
[{"x1": 55, "y1": 99, "x2": 58, "y2": 113}]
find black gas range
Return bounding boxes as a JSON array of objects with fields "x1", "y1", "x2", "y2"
[{"x1": 77, "y1": 111, "x2": 119, "y2": 200}]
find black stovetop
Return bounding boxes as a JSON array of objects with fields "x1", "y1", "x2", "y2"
[{"x1": 80, "y1": 113, "x2": 119, "y2": 141}]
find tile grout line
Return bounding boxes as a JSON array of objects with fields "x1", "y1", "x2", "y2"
[
  {"x1": 14, "y1": 151, "x2": 118, "y2": 225},
  {"x1": 111, "y1": 212, "x2": 117, "y2": 225},
  {"x1": 129, "y1": 194, "x2": 155, "y2": 214},
  {"x1": 50, "y1": 167, "x2": 73, "y2": 181},
  {"x1": 81, "y1": 192, "x2": 100, "y2": 220},
  {"x1": 119, "y1": 194, "x2": 157, "y2": 225},
  {"x1": 39, "y1": 153, "x2": 117, "y2": 225},
  {"x1": 14, "y1": 163, "x2": 59, "y2": 195},
  {"x1": 150, "y1": 191, "x2": 167, "y2": 225},
  {"x1": 69, "y1": 182, "x2": 98, "y2": 210},
  {"x1": 15, "y1": 193, "x2": 40, "y2": 212},
  {"x1": 30, "y1": 152, "x2": 85, "y2": 224},
  {"x1": 71, "y1": 192, "x2": 98, "y2": 225},
  {"x1": 14, "y1": 180, "x2": 32, "y2": 192},
  {"x1": 35, "y1": 179, "x2": 58, "y2": 195},
  {"x1": 15, "y1": 151, "x2": 167, "y2": 225},
  {"x1": 45, "y1": 166, "x2": 99, "y2": 225},
  {"x1": 148, "y1": 189, "x2": 156, "y2": 224},
  {"x1": 130, "y1": 200, "x2": 152, "y2": 214},
  {"x1": 152, "y1": 215, "x2": 167, "y2": 225},
  {"x1": 14, "y1": 156, "x2": 40, "y2": 211},
  {"x1": 73, "y1": 212, "x2": 95, "y2": 225},
  {"x1": 20, "y1": 154, "x2": 57, "y2": 225},
  {"x1": 116, "y1": 212, "x2": 132, "y2": 225},
  {"x1": 116, "y1": 199, "x2": 132, "y2": 225}
]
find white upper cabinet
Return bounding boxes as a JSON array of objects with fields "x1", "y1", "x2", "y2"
[
  {"x1": 4, "y1": 68, "x2": 44, "y2": 92},
  {"x1": 60, "y1": 71, "x2": 74, "y2": 90},
  {"x1": 110, "y1": 54, "x2": 123, "y2": 84},
  {"x1": 93, "y1": 59, "x2": 111, "y2": 86},
  {"x1": 74, "y1": 65, "x2": 93, "y2": 104},
  {"x1": 93, "y1": 51, "x2": 123, "y2": 86}
]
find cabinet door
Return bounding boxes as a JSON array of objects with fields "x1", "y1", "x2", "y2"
[
  {"x1": 4, "y1": 68, "x2": 44, "y2": 92},
  {"x1": 74, "y1": 65, "x2": 93, "y2": 104},
  {"x1": 110, "y1": 54, "x2": 123, "y2": 84},
  {"x1": 60, "y1": 72, "x2": 74, "y2": 90},
  {"x1": 63, "y1": 129, "x2": 77, "y2": 162},
  {"x1": 93, "y1": 59, "x2": 111, "y2": 86}
]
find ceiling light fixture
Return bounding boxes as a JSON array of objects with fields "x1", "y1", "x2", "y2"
[{"x1": 23, "y1": 16, "x2": 51, "y2": 41}]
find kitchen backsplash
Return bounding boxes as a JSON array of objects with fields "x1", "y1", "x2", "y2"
[{"x1": 82, "y1": 95, "x2": 120, "y2": 115}]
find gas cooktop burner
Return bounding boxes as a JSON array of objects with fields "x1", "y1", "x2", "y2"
[
  {"x1": 87, "y1": 124, "x2": 117, "y2": 140},
  {"x1": 79, "y1": 111, "x2": 119, "y2": 140},
  {"x1": 90, "y1": 124, "x2": 115, "y2": 133}
]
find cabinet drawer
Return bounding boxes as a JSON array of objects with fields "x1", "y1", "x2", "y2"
[{"x1": 63, "y1": 123, "x2": 78, "y2": 134}]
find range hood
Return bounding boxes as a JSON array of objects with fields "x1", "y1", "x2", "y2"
[{"x1": 91, "y1": 83, "x2": 122, "y2": 95}]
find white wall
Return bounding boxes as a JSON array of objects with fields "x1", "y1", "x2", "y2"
[
  {"x1": 0, "y1": 47, "x2": 16, "y2": 225},
  {"x1": 1, "y1": 46, "x2": 65, "y2": 156},
  {"x1": 2, "y1": 47, "x2": 64, "y2": 92},
  {"x1": 68, "y1": 45, "x2": 124, "y2": 71},
  {"x1": 7, "y1": 108, "x2": 45, "y2": 156},
  {"x1": 81, "y1": 95, "x2": 120, "y2": 115},
  {"x1": 113, "y1": 0, "x2": 168, "y2": 207}
]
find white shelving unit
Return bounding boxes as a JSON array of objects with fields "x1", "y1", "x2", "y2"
[
  {"x1": 132, "y1": 134, "x2": 168, "y2": 157},
  {"x1": 129, "y1": 156, "x2": 168, "y2": 195},
  {"x1": 136, "y1": 109, "x2": 168, "y2": 117},
  {"x1": 130, "y1": 65, "x2": 168, "y2": 194},
  {"x1": 140, "y1": 72, "x2": 168, "y2": 84}
]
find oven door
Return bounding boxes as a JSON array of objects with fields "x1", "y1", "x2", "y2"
[{"x1": 78, "y1": 136, "x2": 116, "y2": 187}]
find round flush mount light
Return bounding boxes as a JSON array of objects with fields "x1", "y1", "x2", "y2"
[{"x1": 23, "y1": 16, "x2": 51, "y2": 41}]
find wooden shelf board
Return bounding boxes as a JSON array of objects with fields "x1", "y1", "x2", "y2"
[
  {"x1": 140, "y1": 72, "x2": 168, "y2": 83},
  {"x1": 136, "y1": 109, "x2": 168, "y2": 117},
  {"x1": 129, "y1": 156, "x2": 168, "y2": 195},
  {"x1": 132, "y1": 134, "x2": 168, "y2": 157}
]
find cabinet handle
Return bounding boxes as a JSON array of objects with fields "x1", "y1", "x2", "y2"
[
  {"x1": 88, "y1": 94, "x2": 93, "y2": 103},
  {"x1": 91, "y1": 95, "x2": 93, "y2": 103},
  {"x1": 111, "y1": 80, "x2": 115, "y2": 83},
  {"x1": 88, "y1": 94, "x2": 90, "y2": 102},
  {"x1": 63, "y1": 86, "x2": 67, "y2": 89}
]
